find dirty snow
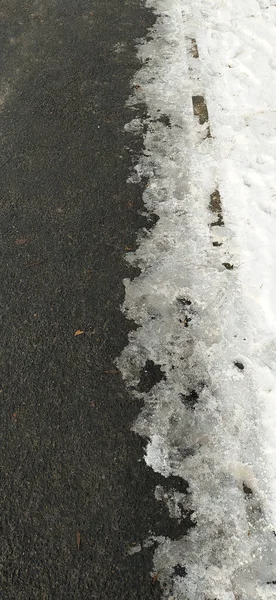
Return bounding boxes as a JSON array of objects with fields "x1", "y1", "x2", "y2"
[{"x1": 118, "y1": 0, "x2": 276, "y2": 598}]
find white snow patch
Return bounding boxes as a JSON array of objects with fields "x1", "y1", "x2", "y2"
[{"x1": 118, "y1": 0, "x2": 276, "y2": 598}]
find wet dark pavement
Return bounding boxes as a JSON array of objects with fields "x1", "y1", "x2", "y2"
[{"x1": 0, "y1": 1, "x2": 177, "y2": 598}]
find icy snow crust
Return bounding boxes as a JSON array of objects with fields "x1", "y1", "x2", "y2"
[{"x1": 117, "y1": 0, "x2": 276, "y2": 597}]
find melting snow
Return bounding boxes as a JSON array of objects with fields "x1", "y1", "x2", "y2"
[{"x1": 118, "y1": 0, "x2": 276, "y2": 597}]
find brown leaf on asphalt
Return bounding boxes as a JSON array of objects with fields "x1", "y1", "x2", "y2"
[
  {"x1": 76, "y1": 531, "x2": 81, "y2": 550},
  {"x1": 104, "y1": 369, "x2": 118, "y2": 374},
  {"x1": 151, "y1": 573, "x2": 159, "y2": 585},
  {"x1": 91, "y1": 400, "x2": 96, "y2": 408},
  {"x1": 25, "y1": 258, "x2": 46, "y2": 269},
  {"x1": 15, "y1": 237, "x2": 29, "y2": 246},
  {"x1": 74, "y1": 330, "x2": 84, "y2": 337},
  {"x1": 86, "y1": 268, "x2": 93, "y2": 280}
]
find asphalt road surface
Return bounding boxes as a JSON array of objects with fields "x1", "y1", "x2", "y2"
[{"x1": 0, "y1": 1, "x2": 182, "y2": 598}]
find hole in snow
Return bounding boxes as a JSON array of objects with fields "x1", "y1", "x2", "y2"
[
  {"x1": 211, "y1": 216, "x2": 224, "y2": 227},
  {"x1": 223, "y1": 262, "x2": 234, "y2": 270},
  {"x1": 144, "y1": 212, "x2": 159, "y2": 231},
  {"x1": 209, "y1": 189, "x2": 222, "y2": 214},
  {"x1": 162, "y1": 474, "x2": 189, "y2": 495},
  {"x1": 177, "y1": 445, "x2": 196, "y2": 458},
  {"x1": 157, "y1": 113, "x2": 172, "y2": 128},
  {"x1": 234, "y1": 361, "x2": 244, "y2": 371},
  {"x1": 209, "y1": 189, "x2": 224, "y2": 227},
  {"x1": 154, "y1": 476, "x2": 192, "y2": 539},
  {"x1": 188, "y1": 38, "x2": 199, "y2": 59},
  {"x1": 177, "y1": 297, "x2": 192, "y2": 306},
  {"x1": 213, "y1": 241, "x2": 223, "y2": 247},
  {"x1": 179, "y1": 316, "x2": 191, "y2": 327},
  {"x1": 180, "y1": 389, "x2": 199, "y2": 409},
  {"x1": 173, "y1": 564, "x2": 187, "y2": 577},
  {"x1": 177, "y1": 297, "x2": 192, "y2": 327},
  {"x1": 192, "y1": 95, "x2": 209, "y2": 125},
  {"x1": 180, "y1": 383, "x2": 205, "y2": 409},
  {"x1": 243, "y1": 482, "x2": 253, "y2": 496},
  {"x1": 137, "y1": 359, "x2": 166, "y2": 393}
]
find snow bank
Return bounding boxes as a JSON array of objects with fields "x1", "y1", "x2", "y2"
[{"x1": 118, "y1": 0, "x2": 276, "y2": 597}]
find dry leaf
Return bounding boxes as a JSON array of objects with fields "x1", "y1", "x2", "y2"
[
  {"x1": 152, "y1": 573, "x2": 159, "y2": 584},
  {"x1": 76, "y1": 531, "x2": 81, "y2": 549},
  {"x1": 15, "y1": 237, "x2": 28, "y2": 246},
  {"x1": 74, "y1": 330, "x2": 84, "y2": 337},
  {"x1": 91, "y1": 400, "x2": 96, "y2": 408},
  {"x1": 25, "y1": 258, "x2": 46, "y2": 268},
  {"x1": 104, "y1": 369, "x2": 118, "y2": 374}
]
